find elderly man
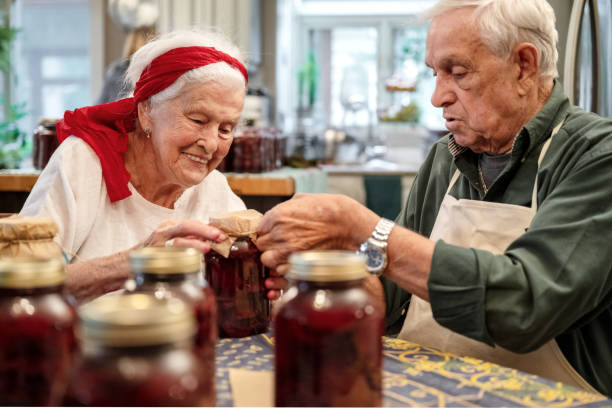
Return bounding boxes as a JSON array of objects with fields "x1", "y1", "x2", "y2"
[{"x1": 258, "y1": 0, "x2": 612, "y2": 396}]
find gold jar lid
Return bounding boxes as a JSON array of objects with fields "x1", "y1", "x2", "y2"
[
  {"x1": 78, "y1": 293, "x2": 196, "y2": 347},
  {"x1": 129, "y1": 247, "x2": 201, "y2": 275},
  {"x1": 287, "y1": 250, "x2": 368, "y2": 282},
  {"x1": 0, "y1": 256, "x2": 65, "y2": 288},
  {"x1": 38, "y1": 118, "x2": 59, "y2": 128}
]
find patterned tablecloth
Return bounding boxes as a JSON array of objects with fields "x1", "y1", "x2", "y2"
[{"x1": 215, "y1": 334, "x2": 611, "y2": 407}]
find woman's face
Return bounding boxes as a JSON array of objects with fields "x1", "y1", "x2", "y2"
[{"x1": 143, "y1": 80, "x2": 245, "y2": 188}]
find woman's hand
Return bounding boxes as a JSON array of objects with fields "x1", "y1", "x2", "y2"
[
  {"x1": 256, "y1": 193, "x2": 380, "y2": 299},
  {"x1": 140, "y1": 219, "x2": 227, "y2": 253}
]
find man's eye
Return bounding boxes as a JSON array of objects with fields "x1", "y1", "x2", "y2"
[
  {"x1": 452, "y1": 70, "x2": 467, "y2": 79},
  {"x1": 192, "y1": 118, "x2": 205, "y2": 125}
]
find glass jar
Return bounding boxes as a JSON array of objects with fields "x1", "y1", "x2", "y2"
[
  {"x1": 66, "y1": 294, "x2": 214, "y2": 406},
  {"x1": 126, "y1": 246, "x2": 217, "y2": 398},
  {"x1": 32, "y1": 119, "x2": 59, "y2": 170},
  {"x1": 232, "y1": 126, "x2": 264, "y2": 173},
  {"x1": 0, "y1": 256, "x2": 76, "y2": 406},
  {"x1": 204, "y1": 236, "x2": 270, "y2": 338},
  {"x1": 274, "y1": 251, "x2": 384, "y2": 407}
]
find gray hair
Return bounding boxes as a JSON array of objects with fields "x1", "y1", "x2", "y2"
[
  {"x1": 424, "y1": 0, "x2": 559, "y2": 79},
  {"x1": 125, "y1": 28, "x2": 247, "y2": 106}
]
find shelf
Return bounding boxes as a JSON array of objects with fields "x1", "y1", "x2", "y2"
[
  {"x1": 0, "y1": 171, "x2": 39, "y2": 192},
  {"x1": 226, "y1": 175, "x2": 294, "y2": 196},
  {"x1": 0, "y1": 170, "x2": 296, "y2": 197}
]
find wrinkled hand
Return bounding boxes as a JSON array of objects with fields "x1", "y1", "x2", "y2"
[
  {"x1": 256, "y1": 193, "x2": 379, "y2": 299},
  {"x1": 140, "y1": 219, "x2": 226, "y2": 253}
]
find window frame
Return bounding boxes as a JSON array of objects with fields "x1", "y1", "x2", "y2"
[{"x1": 280, "y1": 9, "x2": 433, "y2": 132}]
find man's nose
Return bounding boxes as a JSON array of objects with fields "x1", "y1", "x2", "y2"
[{"x1": 431, "y1": 77, "x2": 455, "y2": 108}]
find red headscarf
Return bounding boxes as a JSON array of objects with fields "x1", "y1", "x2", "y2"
[{"x1": 56, "y1": 46, "x2": 248, "y2": 202}]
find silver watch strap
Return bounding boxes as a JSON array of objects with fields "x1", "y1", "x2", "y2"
[{"x1": 372, "y1": 218, "x2": 395, "y2": 242}]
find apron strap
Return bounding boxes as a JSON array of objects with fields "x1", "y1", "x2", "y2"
[
  {"x1": 446, "y1": 169, "x2": 462, "y2": 195},
  {"x1": 531, "y1": 120, "x2": 565, "y2": 211}
]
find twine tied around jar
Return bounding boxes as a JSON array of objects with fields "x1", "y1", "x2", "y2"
[{"x1": 208, "y1": 209, "x2": 263, "y2": 258}]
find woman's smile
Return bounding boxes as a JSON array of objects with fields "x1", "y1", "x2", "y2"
[{"x1": 183, "y1": 152, "x2": 209, "y2": 165}]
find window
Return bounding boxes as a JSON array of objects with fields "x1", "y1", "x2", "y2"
[
  {"x1": 12, "y1": 0, "x2": 92, "y2": 137},
  {"x1": 276, "y1": 0, "x2": 443, "y2": 138}
]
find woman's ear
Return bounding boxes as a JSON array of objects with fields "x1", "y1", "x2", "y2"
[
  {"x1": 513, "y1": 42, "x2": 539, "y2": 96},
  {"x1": 137, "y1": 100, "x2": 153, "y2": 131}
]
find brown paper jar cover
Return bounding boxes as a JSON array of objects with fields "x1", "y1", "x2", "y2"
[
  {"x1": 0, "y1": 215, "x2": 63, "y2": 259},
  {"x1": 208, "y1": 209, "x2": 263, "y2": 258}
]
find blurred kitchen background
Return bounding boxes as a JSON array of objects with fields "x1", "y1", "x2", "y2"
[{"x1": 0, "y1": 0, "x2": 610, "y2": 216}]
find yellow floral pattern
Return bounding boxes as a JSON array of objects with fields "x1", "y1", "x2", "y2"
[{"x1": 213, "y1": 334, "x2": 611, "y2": 407}]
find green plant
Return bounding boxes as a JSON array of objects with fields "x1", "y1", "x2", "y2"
[{"x1": 0, "y1": 13, "x2": 28, "y2": 170}]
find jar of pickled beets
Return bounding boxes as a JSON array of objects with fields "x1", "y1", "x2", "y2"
[
  {"x1": 127, "y1": 247, "x2": 217, "y2": 400},
  {"x1": 0, "y1": 256, "x2": 76, "y2": 406},
  {"x1": 66, "y1": 294, "x2": 214, "y2": 406},
  {"x1": 205, "y1": 236, "x2": 270, "y2": 338},
  {"x1": 274, "y1": 251, "x2": 384, "y2": 407}
]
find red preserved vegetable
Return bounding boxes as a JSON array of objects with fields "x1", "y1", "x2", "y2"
[
  {"x1": 66, "y1": 294, "x2": 213, "y2": 406},
  {"x1": 205, "y1": 237, "x2": 270, "y2": 337},
  {"x1": 0, "y1": 257, "x2": 76, "y2": 406},
  {"x1": 274, "y1": 251, "x2": 383, "y2": 407},
  {"x1": 127, "y1": 247, "x2": 217, "y2": 400}
]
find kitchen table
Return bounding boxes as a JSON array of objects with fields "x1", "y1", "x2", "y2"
[{"x1": 215, "y1": 333, "x2": 611, "y2": 407}]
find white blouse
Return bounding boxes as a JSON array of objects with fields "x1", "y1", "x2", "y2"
[{"x1": 20, "y1": 136, "x2": 246, "y2": 262}]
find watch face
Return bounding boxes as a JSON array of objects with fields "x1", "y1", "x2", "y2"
[{"x1": 363, "y1": 245, "x2": 385, "y2": 270}]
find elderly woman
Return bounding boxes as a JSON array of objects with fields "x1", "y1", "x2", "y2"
[{"x1": 20, "y1": 29, "x2": 248, "y2": 303}]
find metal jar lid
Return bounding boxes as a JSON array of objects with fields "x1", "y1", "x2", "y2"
[
  {"x1": 287, "y1": 250, "x2": 368, "y2": 282},
  {"x1": 0, "y1": 256, "x2": 65, "y2": 288},
  {"x1": 129, "y1": 247, "x2": 201, "y2": 275},
  {"x1": 78, "y1": 293, "x2": 196, "y2": 347}
]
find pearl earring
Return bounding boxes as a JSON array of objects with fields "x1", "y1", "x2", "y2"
[{"x1": 144, "y1": 128, "x2": 151, "y2": 139}]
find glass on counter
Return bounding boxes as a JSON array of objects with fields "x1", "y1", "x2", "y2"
[
  {"x1": 126, "y1": 247, "x2": 217, "y2": 399},
  {"x1": 0, "y1": 256, "x2": 76, "y2": 406},
  {"x1": 274, "y1": 251, "x2": 384, "y2": 407},
  {"x1": 32, "y1": 119, "x2": 59, "y2": 170},
  {"x1": 66, "y1": 294, "x2": 213, "y2": 406},
  {"x1": 205, "y1": 236, "x2": 270, "y2": 338}
]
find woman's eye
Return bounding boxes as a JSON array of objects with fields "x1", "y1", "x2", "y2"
[
  {"x1": 191, "y1": 118, "x2": 205, "y2": 125},
  {"x1": 219, "y1": 127, "x2": 233, "y2": 139}
]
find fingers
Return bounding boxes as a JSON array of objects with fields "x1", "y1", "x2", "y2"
[
  {"x1": 166, "y1": 236, "x2": 211, "y2": 254},
  {"x1": 165, "y1": 220, "x2": 227, "y2": 243},
  {"x1": 143, "y1": 219, "x2": 228, "y2": 252},
  {"x1": 267, "y1": 289, "x2": 282, "y2": 300},
  {"x1": 260, "y1": 249, "x2": 288, "y2": 269},
  {"x1": 265, "y1": 276, "x2": 288, "y2": 290}
]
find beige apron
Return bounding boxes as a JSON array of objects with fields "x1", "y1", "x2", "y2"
[{"x1": 398, "y1": 122, "x2": 599, "y2": 393}]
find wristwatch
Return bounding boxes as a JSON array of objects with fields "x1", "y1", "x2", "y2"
[{"x1": 358, "y1": 218, "x2": 395, "y2": 276}]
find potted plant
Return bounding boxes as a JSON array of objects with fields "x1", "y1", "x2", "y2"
[{"x1": 0, "y1": 8, "x2": 28, "y2": 170}]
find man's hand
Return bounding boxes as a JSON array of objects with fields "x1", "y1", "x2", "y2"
[{"x1": 256, "y1": 193, "x2": 380, "y2": 299}]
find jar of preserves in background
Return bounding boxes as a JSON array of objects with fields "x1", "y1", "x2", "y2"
[
  {"x1": 32, "y1": 119, "x2": 59, "y2": 170},
  {"x1": 127, "y1": 246, "x2": 217, "y2": 399},
  {"x1": 66, "y1": 294, "x2": 213, "y2": 406},
  {"x1": 274, "y1": 251, "x2": 384, "y2": 407},
  {"x1": 0, "y1": 256, "x2": 76, "y2": 406}
]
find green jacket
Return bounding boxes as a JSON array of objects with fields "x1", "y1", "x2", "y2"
[{"x1": 383, "y1": 82, "x2": 612, "y2": 396}]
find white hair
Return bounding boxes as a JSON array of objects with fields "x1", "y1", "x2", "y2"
[
  {"x1": 125, "y1": 28, "x2": 247, "y2": 106},
  {"x1": 424, "y1": 0, "x2": 559, "y2": 79}
]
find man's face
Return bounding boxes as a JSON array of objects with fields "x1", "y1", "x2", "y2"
[{"x1": 426, "y1": 8, "x2": 524, "y2": 154}]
